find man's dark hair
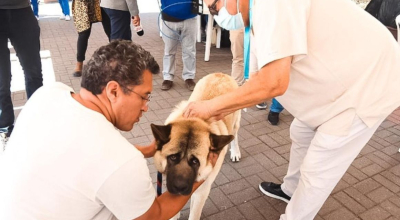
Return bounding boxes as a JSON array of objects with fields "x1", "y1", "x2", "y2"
[{"x1": 81, "y1": 40, "x2": 160, "y2": 94}]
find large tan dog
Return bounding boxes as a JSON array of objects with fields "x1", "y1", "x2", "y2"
[{"x1": 151, "y1": 73, "x2": 241, "y2": 220}]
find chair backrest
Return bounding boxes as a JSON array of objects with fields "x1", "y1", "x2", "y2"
[{"x1": 396, "y1": 14, "x2": 400, "y2": 44}]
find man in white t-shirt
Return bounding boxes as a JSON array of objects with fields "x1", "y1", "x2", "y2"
[
  {"x1": 185, "y1": 0, "x2": 400, "y2": 219},
  {"x1": 0, "y1": 40, "x2": 217, "y2": 220}
]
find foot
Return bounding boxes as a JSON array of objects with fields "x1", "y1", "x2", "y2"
[
  {"x1": 259, "y1": 182, "x2": 291, "y2": 203},
  {"x1": 60, "y1": 14, "x2": 65, "y2": 20},
  {"x1": 65, "y1": 15, "x2": 71, "y2": 21},
  {"x1": 161, "y1": 80, "x2": 173, "y2": 91},
  {"x1": 267, "y1": 111, "x2": 280, "y2": 126},
  {"x1": 73, "y1": 71, "x2": 82, "y2": 77},
  {"x1": 35, "y1": 15, "x2": 39, "y2": 21},
  {"x1": 256, "y1": 102, "x2": 268, "y2": 110},
  {"x1": 185, "y1": 79, "x2": 196, "y2": 91}
]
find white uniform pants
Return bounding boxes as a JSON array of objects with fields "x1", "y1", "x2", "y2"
[{"x1": 280, "y1": 116, "x2": 384, "y2": 220}]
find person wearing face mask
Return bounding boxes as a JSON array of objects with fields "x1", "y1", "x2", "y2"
[{"x1": 184, "y1": 0, "x2": 400, "y2": 219}]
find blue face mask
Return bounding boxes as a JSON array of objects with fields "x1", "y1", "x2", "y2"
[{"x1": 214, "y1": 0, "x2": 244, "y2": 30}]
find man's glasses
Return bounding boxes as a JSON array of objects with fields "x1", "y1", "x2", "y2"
[
  {"x1": 208, "y1": 0, "x2": 220, "y2": 16},
  {"x1": 131, "y1": 90, "x2": 151, "y2": 106}
]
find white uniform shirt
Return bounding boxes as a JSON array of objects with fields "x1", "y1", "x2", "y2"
[
  {"x1": 252, "y1": 0, "x2": 400, "y2": 135},
  {"x1": 0, "y1": 83, "x2": 155, "y2": 220}
]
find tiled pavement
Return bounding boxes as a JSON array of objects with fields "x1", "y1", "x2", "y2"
[{"x1": 9, "y1": 2, "x2": 400, "y2": 220}]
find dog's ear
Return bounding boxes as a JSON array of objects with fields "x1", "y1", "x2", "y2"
[
  {"x1": 209, "y1": 133, "x2": 234, "y2": 154},
  {"x1": 151, "y1": 124, "x2": 172, "y2": 150}
]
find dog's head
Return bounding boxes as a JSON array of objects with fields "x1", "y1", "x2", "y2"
[{"x1": 151, "y1": 119, "x2": 233, "y2": 195}]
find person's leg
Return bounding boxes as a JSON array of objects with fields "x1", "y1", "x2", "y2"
[
  {"x1": 279, "y1": 119, "x2": 315, "y2": 196},
  {"x1": 30, "y1": 0, "x2": 38, "y2": 17},
  {"x1": 229, "y1": 28, "x2": 245, "y2": 86},
  {"x1": 103, "y1": 8, "x2": 131, "y2": 41},
  {"x1": 281, "y1": 116, "x2": 384, "y2": 220},
  {"x1": 161, "y1": 20, "x2": 180, "y2": 89},
  {"x1": 74, "y1": 26, "x2": 92, "y2": 77},
  {"x1": 100, "y1": 7, "x2": 111, "y2": 41},
  {"x1": 268, "y1": 98, "x2": 284, "y2": 125},
  {"x1": 9, "y1": 7, "x2": 43, "y2": 99},
  {"x1": 59, "y1": 0, "x2": 70, "y2": 16},
  {"x1": 0, "y1": 9, "x2": 14, "y2": 136},
  {"x1": 180, "y1": 17, "x2": 197, "y2": 90}
]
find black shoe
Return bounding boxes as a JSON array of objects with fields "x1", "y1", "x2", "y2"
[
  {"x1": 161, "y1": 80, "x2": 173, "y2": 91},
  {"x1": 256, "y1": 102, "x2": 268, "y2": 110},
  {"x1": 259, "y1": 182, "x2": 291, "y2": 203},
  {"x1": 268, "y1": 111, "x2": 280, "y2": 125},
  {"x1": 185, "y1": 79, "x2": 196, "y2": 91},
  {"x1": 73, "y1": 71, "x2": 82, "y2": 77}
]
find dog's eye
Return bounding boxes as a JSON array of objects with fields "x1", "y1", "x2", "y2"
[
  {"x1": 169, "y1": 154, "x2": 178, "y2": 161},
  {"x1": 191, "y1": 158, "x2": 199, "y2": 165}
]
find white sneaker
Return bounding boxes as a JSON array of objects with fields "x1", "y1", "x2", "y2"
[
  {"x1": 1, "y1": 133, "x2": 9, "y2": 152},
  {"x1": 60, "y1": 14, "x2": 65, "y2": 20},
  {"x1": 35, "y1": 15, "x2": 39, "y2": 21},
  {"x1": 65, "y1": 15, "x2": 70, "y2": 21}
]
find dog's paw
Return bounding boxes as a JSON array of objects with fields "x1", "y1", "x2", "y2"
[{"x1": 230, "y1": 148, "x2": 241, "y2": 162}]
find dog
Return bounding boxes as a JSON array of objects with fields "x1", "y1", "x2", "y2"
[{"x1": 151, "y1": 73, "x2": 241, "y2": 220}]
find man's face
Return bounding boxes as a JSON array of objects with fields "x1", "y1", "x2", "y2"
[{"x1": 113, "y1": 69, "x2": 153, "y2": 131}]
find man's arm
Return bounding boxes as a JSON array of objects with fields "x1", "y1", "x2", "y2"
[
  {"x1": 126, "y1": 0, "x2": 139, "y2": 17},
  {"x1": 183, "y1": 57, "x2": 292, "y2": 120},
  {"x1": 134, "y1": 181, "x2": 203, "y2": 220}
]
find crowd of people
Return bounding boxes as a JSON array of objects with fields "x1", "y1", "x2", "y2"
[{"x1": 1, "y1": 0, "x2": 400, "y2": 219}]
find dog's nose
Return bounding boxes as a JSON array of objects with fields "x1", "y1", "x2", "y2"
[{"x1": 173, "y1": 181, "x2": 191, "y2": 195}]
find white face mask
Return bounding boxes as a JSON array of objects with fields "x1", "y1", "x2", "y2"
[{"x1": 214, "y1": 0, "x2": 244, "y2": 30}]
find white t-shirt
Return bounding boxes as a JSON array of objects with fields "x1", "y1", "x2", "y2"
[
  {"x1": 0, "y1": 83, "x2": 156, "y2": 220},
  {"x1": 251, "y1": 0, "x2": 400, "y2": 135}
]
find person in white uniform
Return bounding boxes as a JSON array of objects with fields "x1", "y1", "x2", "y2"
[
  {"x1": 186, "y1": 0, "x2": 400, "y2": 219},
  {"x1": 0, "y1": 40, "x2": 218, "y2": 220}
]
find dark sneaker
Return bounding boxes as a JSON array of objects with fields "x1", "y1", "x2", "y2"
[
  {"x1": 73, "y1": 71, "x2": 82, "y2": 77},
  {"x1": 185, "y1": 79, "x2": 196, "y2": 91},
  {"x1": 268, "y1": 111, "x2": 280, "y2": 125},
  {"x1": 259, "y1": 182, "x2": 291, "y2": 203},
  {"x1": 256, "y1": 102, "x2": 268, "y2": 110},
  {"x1": 161, "y1": 80, "x2": 173, "y2": 91}
]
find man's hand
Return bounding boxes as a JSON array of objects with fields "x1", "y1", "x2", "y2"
[
  {"x1": 183, "y1": 100, "x2": 222, "y2": 121},
  {"x1": 135, "y1": 140, "x2": 157, "y2": 158},
  {"x1": 132, "y1": 15, "x2": 141, "y2": 26}
]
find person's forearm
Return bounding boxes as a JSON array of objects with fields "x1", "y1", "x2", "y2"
[
  {"x1": 135, "y1": 181, "x2": 203, "y2": 220},
  {"x1": 155, "y1": 181, "x2": 202, "y2": 219},
  {"x1": 209, "y1": 57, "x2": 291, "y2": 117}
]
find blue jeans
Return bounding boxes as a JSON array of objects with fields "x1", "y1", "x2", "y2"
[
  {"x1": 162, "y1": 17, "x2": 197, "y2": 81},
  {"x1": 271, "y1": 98, "x2": 284, "y2": 113},
  {"x1": 31, "y1": 0, "x2": 38, "y2": 17},
  {"x1": 103, "y1": 8, "x2": 132, "y2": 41},
  {"x1": 58, "y1": 0, "x2": 70, "y2": 16},
  {"x1": 0, "y1": 7, "x2": 43, "y2": 135}
]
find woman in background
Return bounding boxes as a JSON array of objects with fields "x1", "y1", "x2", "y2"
[{"x1": 72, "y1": 0, "x2": 110, "y2": 77}]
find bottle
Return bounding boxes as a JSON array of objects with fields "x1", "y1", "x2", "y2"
[
  {"x1": 132, "y1": 16, "x2": 144, "y2": 36},
  {"x1": 134, "y1": 24, "x2": 144, "y2": 36}
]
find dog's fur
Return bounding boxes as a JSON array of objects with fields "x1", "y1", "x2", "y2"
[{"x1": 151, "y1": 73, "x2": 241, "y2": 220}]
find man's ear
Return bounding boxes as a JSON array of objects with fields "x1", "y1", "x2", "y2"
[
  {"x1": 151, "y1": 124, "x2": 172, "y2": 150},
  {"x1": 209, "y1": 133, "x2": 234, "y2": 154},
  {"x1": 105, "y1": 81, "x2": 120, "y2": 102}
]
